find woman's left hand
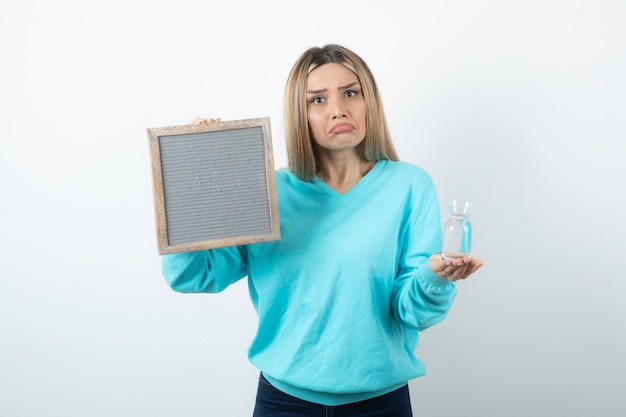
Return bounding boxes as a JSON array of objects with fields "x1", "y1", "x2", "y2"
[{"x1": 429, "y1": 253, "x2": 483, "y2": 282}]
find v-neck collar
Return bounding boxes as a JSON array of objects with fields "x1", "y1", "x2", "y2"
[{"x1": 312, "y1": 160, "x2": 384, "y2": 198}]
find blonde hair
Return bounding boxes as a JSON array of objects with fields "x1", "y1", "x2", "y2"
[{"x1": 283, "y1": 44, "x2": 399, "y2": 181}]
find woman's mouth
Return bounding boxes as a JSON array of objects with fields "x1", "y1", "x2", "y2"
[{"x1": 329, "y1": 123, "x2": 354, "y2": 134}]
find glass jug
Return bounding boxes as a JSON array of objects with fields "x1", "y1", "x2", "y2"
[{"x1": 441, "y1": 200, "x2": 473, "y2": 259}]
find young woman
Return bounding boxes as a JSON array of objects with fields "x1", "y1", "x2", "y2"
[{"x1": 163, "y1": 44, "x2": 483, "y2": 417}]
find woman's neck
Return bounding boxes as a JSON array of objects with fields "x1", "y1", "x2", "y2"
[{"x1": 316, "y1": 152, "x2": 375, "y2": 194}]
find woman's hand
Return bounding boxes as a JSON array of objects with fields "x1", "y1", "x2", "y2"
[
  {"x1": 429, "y1": 253, "x2": 483, "y2": 282},
  {"x1": 188, "y1": 117, "x2": 221, "y2": 125}
]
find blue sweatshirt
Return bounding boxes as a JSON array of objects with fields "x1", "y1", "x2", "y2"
[{"x1": 162, "y1": 160, "x2": 457, "y2": 406}]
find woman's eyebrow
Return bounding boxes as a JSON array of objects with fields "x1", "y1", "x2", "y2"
[
  {"x1": 339, "y1": 81, "x2": 360, "y2": 90},
  {"x1": 306, "y1": 87, "x2": 327, "y2": 95},
  {"x1": 306, "y1": 82, "x2": 360, "y2": 95}
]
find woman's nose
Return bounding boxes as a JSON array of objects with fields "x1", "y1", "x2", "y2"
[{"x1": 331, "y1": 100, "x2": 346, "y2": 119}]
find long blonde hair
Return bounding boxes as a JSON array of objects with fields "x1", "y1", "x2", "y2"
[{"x1": 283, "y1": 44, "x2": 399, "y2": 181}]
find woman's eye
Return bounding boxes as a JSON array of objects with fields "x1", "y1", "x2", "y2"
[
  {"x1": 311, "y1": 97, "x2": 324, "y2": 104},
  {"x1": 345, "y1": 90, "x2": 358, "y2": 98}
]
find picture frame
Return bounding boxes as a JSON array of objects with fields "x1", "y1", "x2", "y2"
[{"x1": 147, "y1": 117, "x2": 280, "y2": 255}]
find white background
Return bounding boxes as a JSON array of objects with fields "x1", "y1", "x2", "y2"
[{"x1": 1, "y1": 1, "x2": 625, "y2": 416}]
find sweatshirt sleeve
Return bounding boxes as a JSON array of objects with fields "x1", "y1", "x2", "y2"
[
  {"x1": 391, "y1": 174, "x2": 457, "y2": 331},
  {"x1": 392, "y1": 264, "x2": 457, "y2": 331},
  {"x1": 161, "y1": 245, "x2": 248, "y2": 293}
]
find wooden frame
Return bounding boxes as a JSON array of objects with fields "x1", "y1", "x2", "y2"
[{"x1": 147, "y1": 117, "x2": 280, "y2": 255}]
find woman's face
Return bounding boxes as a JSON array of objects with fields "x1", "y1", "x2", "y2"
[{"x1": 305, "y1": 63, "x2": 367, "y2": 154}]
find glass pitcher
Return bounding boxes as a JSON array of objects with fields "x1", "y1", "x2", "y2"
[{"x1": 441, "y1": 200, "x2": 473, "y2": 259}]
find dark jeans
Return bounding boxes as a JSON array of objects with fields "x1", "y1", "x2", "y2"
[{"x1": 252, "y1": 373, "x2": 413, "y2": 417}]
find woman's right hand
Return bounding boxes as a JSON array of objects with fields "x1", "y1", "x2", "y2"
[{"x1": 188, "y1": 117, "x2": 221, "y2": 125}]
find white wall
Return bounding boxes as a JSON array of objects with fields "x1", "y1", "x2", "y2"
[{"x1": 1, "y1": 1, "x2": 624, "y2": 416}]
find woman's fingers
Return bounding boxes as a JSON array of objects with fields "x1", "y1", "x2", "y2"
[
  {"x1": 188, "y1": 117, "x2": 221, "y2": 125},
  {"x1": 437, "y1": 255, "x2": 483, "y2": 281}
]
